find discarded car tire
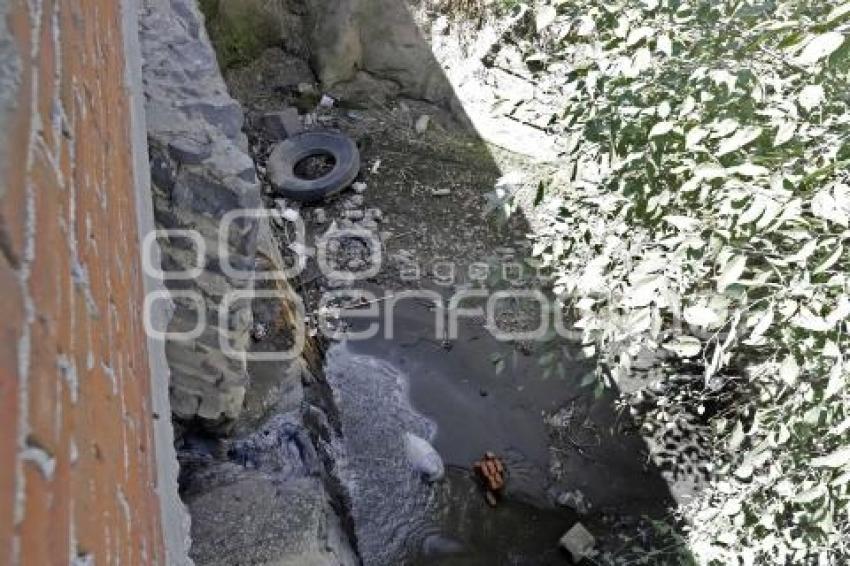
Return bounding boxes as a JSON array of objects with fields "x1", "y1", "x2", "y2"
[{"x1": 267, "y1": 131, "x2": 360, "y2": 202}]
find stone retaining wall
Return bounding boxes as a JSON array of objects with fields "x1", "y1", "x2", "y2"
[{"x1": 140, "y1": 0, "x2": 264, "y2": 426}]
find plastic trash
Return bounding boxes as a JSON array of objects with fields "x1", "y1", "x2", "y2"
[{"x1": 403, "y1": 432, "x2": 444, "y2": 482}]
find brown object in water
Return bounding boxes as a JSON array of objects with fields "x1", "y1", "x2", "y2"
[{"x1": 473, "y1": 452, "x2": 507, "y2": 506}]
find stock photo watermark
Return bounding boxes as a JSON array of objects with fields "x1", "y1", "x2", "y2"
[{"x1": 143, "y1": 208, "x2": 706, "y2": 359}]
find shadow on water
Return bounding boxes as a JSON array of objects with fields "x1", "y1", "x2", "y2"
[{"x1": 208, "y1": 0, "x2": 698, "y2": 563}]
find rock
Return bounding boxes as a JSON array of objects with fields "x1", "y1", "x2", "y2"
[
  {"x1": 281, "y1": 208, "x2": 300, "y2": 222},
  {"x1": 319, "y1": 94, "x2": 335, "y2": 108},
  {"x1": 313, "y1": 208, "x2": 327, "y2": 223},
  {"x1": 414, "y1": 114, "x2": 430, "y2": 134},
  {"x1": 258, "y1": 108, "x2": 303, "y2": 140},
  {"x1": 559, "y1": 523, "x2": 595, "y2": 563},
  {"x1": 431, "y1": 188, "x2": 451, "y2": 197},
  {"x1": 352, "y1": 181, "x2": 367, "y2": 194},
  {"x1": 556, "y1": 489, "x2": 590, "y2": 514},
  {"x1": 349, "y1": 194, "x2": 364, "y2": 207},
  {"x1": 421, "y1": 534, "x2": 464, "y2": 557},
  {"x1": 347, "y1": 258, "x2": 365, "y2": 271},
  {"x1": 298, "y1": 82, "x2": 319, "y2": 96},
  {"x1": 403, "y1": 432, "x2": 444, "y2": 482},
  {"x1": 304, "y1": 0, "x2": 453, "y2": 102},
  {"x1": 168, "y1": 137, "x2": 211, "y2": 164},
  {"x1": 345, "y1": 209, "x2": 364, "y2": 221}
]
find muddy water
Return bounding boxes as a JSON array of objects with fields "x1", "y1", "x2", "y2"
[{"x1": 325, "y1": 294, "x2": 594, "y2": 564}]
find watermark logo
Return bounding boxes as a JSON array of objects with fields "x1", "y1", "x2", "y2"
[{"x1": 142, "y1": 208, "x2": 593, "y2": 359}]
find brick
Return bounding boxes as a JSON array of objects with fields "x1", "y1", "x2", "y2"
[{"x1": 0, "y1": 0, "x2": 167, "y2": 561}]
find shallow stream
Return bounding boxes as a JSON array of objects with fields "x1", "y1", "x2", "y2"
[{"x1": 325, "y1": 296, "x2": 591, "y2": 564}]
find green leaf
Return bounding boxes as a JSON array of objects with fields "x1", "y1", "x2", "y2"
[{"x1": 534, "y1": 180, "x2": 547, "y2": 206}]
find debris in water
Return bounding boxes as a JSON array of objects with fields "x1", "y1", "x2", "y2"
[
  {"x1": 403, "y1": 432, "x2": 444, "y2": 482},
  {"x1": 559, "y1": 522, "x2": 595, "y2": 562},
  {"x1": 556, "y1": 489, "x2": 590, "y2": 514},
  {"x1": 473, "y1": 452, "x2": 506, "y2": 506}
]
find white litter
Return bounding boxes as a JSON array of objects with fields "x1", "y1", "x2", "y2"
[
  {"x1": 403, "y1": 432, "x2": 444, "y2": 482},
  {"x1": 559, "y1": 522, "x2": 595, "y2": 562},
  {"x1": 281, "y1": 208, "x2": 300, "y2": 222}
]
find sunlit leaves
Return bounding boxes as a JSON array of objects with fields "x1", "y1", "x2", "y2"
[
  {"x1": 793, "y1": 32, "x2": 845, "y2": 66},
  {"x1": 519, "y1": 0, "x2": 850, "y2": 559}
]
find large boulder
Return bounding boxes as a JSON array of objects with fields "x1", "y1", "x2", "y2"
[{"x1": 303, "y1": 0, "x2": 454, "y2": 104}]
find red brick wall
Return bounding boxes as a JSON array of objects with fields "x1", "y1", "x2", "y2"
[{"x1": 0, "y1": 0, "x2": 166, "y2": 563}]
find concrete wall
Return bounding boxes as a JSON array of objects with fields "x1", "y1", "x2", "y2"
[{"x1": 0, "y1": 0, "x2": 188, "y2": 563}]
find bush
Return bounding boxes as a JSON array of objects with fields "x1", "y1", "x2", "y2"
[{"x1": 496, "y1": 0, "x2": 850, "y2": 562}]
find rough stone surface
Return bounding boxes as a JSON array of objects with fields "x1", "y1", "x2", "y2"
[
  {"x1": 140, "y1": 0, "x2": 263, "y2": 426},
  {"x1": 303, "y1": 0, "x2": 454, "y2": 103},
  {"x1": 187, "y1": 476, "x2": 356, "y2": 566},
  {"x1": 257, "y1": 108, "x2": 304, "y2": 140},
  {"x1": 292, "y1": 1, "x2": 560, "y2": 160},
  {"x1": 142, "y1": 1, "x2": 360, "y2": 564}
]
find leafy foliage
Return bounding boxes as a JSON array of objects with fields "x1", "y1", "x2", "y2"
[{"x1": 506, "y1": 0, "x2": 850, "y2": 562}]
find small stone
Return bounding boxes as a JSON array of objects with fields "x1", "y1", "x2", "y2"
[
  {"x1": 281, "y1": 208, "x2": 300, "y2": 222},
  {"x1": 414, "y1": 114, "x2": 430, "y2": 134},
  {"x1": 258, "y1": 108, "x2": 303, "y2": 140},
  {"x1": 352, "y1": 182, "x2": 367, "y2": 194},
  {"x1": 167, "y1": 138, "x2": 211, "y2": 164},
  {"x1": 556, "y1": 490, "x2": 589, "y2": 514},
  {"x1": 559, "y1": 523, "x2": 595, "y2": 563},
  {"x1": 298, "y1": 82, "x2": 318, "y2": 95},
  {"x1": 319, "y1": 94, "x2": 335, "y2": 108},
  {"x1": 314, "y1": 208, "x2": 327, "y2": 223},
  {"x1": 431, "y1": 188, "x2": 451, "y2": 197}
]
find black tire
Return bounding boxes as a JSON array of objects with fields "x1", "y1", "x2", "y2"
[{"x1": 267, "y1": 131, "x2": 360, "y2": 202}]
